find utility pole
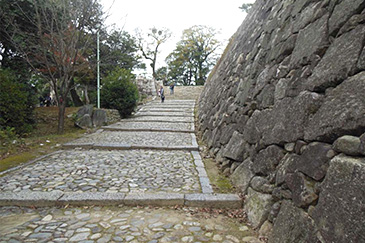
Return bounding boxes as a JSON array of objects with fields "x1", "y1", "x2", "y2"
[{"x1": 97, "y1": 29, "x2": 100, "y2": 109}]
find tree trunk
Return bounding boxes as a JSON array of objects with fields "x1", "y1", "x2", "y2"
[
  {"x1": 84, "y1": 85, "x2": 90, "y2": 105},
  {"x1": 70, "y1": 78, "x2": 83, "y2": 106},
  {"x1": 57, "y1": 100, "x2": 66, "y2": 134}
]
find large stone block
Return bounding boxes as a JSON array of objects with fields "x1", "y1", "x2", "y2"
[
  {"x1": 244, "y1": 188, "x2": 274, "y2": 228},
  {"x1": 260, "y1": 91, "x2": 323, "y2": 146},
  {"x1": 92, "y1": 109, "x2": 107, "y2": 127},
  {"x1": 75, "y1": 114, "x2": 92, "y2": 129},
  {"x1": 333, "y1": 135, "x2": 362, "y2": 156},
  {"x1": 285, "y1": 172, "x2": 318, "y2": 208},
  {"x1": 306, "y1": 25, "x2": 365, "y2": 92},
  {"x1": 328, "y1": 0, "x2": 365, "y2": 35},
  {"x1": 269, "y1": 201, "x2": 321, "y2": 243},
  {"x1": 231, "y1": 158, "x2": 254, "y2": 194},
  {"x1": 76, "y1": 105, "x2": 93, "y2": 119},
  {"x1": 290, "y1": 14, "x2": 329, "y2": 68},
  {"x1": 304, "y1": 72, "x2": 365, "y2": 142},
  {"x1": 252, "y1": 145, "x2": 285, "y2": 176},
  {"x1": 288, "y1": 142, "x2": 335, "y2": 181},
  {"x1": 312, "y1": 154, "x2": 365, "y2": 243},
  {"x1": 222, "y1": 131, "x2": 247, "y2": 161}
]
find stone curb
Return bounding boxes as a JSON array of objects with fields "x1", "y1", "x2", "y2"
[
  {"x1": 134, "y1": 114, "x2": 194, "y2": 118},
  {"x1": 121, "y1": 120, "x2": 193, "y2": 124},
  {"x1": 101, "y1": 127, "x2": 194, "y2": 134},
  {"x1": 0, "y1": 192, "x2": 242, "y2": 208},
  {"x1": 138, "y1": 109, "x2": 194, "y2": 112},
  {"x1": 63, "y1": 143, "x2": 199, "y2": 151}
]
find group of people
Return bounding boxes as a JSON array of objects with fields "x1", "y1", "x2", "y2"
[{"x1": 158, "y1": 83, "x2": 175, "y2": 103}]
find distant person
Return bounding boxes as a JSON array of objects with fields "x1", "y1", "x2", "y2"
[
  {"x1": 39, "y1": 95, "x2": 44, "y2": 107},
  {"x1": 159, "y1": 86, "x2": 165, "y2": 103},
  {"x1": 169, "y1": 82, "x2": 175, "y2": 95},
  {"x1": 45, "y1": 94, "x2": 52, "y2": 107}
]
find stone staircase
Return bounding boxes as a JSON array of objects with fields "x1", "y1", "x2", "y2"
[{"x1": 0, "y1": 98, "x2": 241, "y2": 209}]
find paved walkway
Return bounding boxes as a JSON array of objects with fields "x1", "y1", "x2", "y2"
[{"x1": 0, "y1": 87, "x2": 262, "y2": 242}]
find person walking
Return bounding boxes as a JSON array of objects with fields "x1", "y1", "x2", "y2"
[
  {"x1": 159, "y1": 86, "x2": 165, "y2": 103},
  {"x1": 169, "y1": 82, "x2": 174, "y2": 95}
]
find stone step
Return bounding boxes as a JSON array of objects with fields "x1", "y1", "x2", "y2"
[
  {"x1": 134, "y1": 112, "x2": 194, "y2": 117},
  {"x1": 64, "y1": 131, "x2": 198, "y2": 149},
  {"x1": 122, "y1": 119, "x2": 193, "y2": 123},
  {"x1": 102, "y1": 126, "x2": 194, "y2": 133},
  {"x1": 0, "y1": 191, "x2": 242, "y2": 208},
  {"x1": 63, "y1": 143, "x2": 199, "y2": 151},
  {"x1": 102, "y1": 121, "x2": 194, "y2": 133}
]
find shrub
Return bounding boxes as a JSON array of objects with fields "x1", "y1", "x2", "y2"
[
  {"x1": 0, "y1": 69, "x2": 35, "y2": 134},
  {"x1": 101, "y1": 68, "x2": 139, "y2": 118},
  {"x1": 0, "y1": 126, "x2": 25, "y2": 155}
]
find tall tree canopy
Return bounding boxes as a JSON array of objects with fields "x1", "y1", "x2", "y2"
[
  {"x1": 239, "y1": 3, "x2": 253, "y2": 12},
  {"x1": 166, "y1": 25, "x2": 221, "y2": 85},
  {"x1": 136, "y1": 27, "x2": 171, "y2": 79},
  {"x1": 100, "y1": 29, "x2": 143, "y2": 76},
  {"x1": 1, "y1": 0, "x2": 104, "y2": 133}
]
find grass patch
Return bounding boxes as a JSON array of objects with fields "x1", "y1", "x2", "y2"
[
  {"x1": 204, "y1": 157, "x2": 235, "y2": 193},
  {"x1": 0, "y1": 152, "x2": 36, "y2": 172},
  {"x1": 0, "y1": 106, "x2": 86, "y2": 173},
  {"x1": 194, "y1": 106, "x2": 235, "y2": 194}
]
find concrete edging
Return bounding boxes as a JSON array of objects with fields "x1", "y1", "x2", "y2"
[
  {"x1": 101, "y1": 127, "x2": 194, "y2": 133},
  {"x1": 0, "y1": 192, "x2": 242, "y2": 208},
  {"x1": 63, "y1": 143, "x2": 199, "y2": 151}
]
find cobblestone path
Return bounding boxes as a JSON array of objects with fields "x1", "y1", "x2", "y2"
[{"x1": 0, "y1": 89, "x2": 262, "y2": 242}]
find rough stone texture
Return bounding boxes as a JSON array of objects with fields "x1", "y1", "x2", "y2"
[
  {"x1": 76, "y1": 105, "x2": 93, "y2": 119},
  {"x1": 304, "y1": 72, "x2": 365, "y2": 142},
  {"x1": 230, "y1": 159, "x2": 254, "y2": 194},
  {"x1": 197, "y1": 0, "x2": 365, "y2": 241},
  {"x1": 285, "y1": 172, "x2": 318, "y2": 208},
  {"x1": 270, "y1": 201, "x2": 321, "y2": 243},
  {"x1": 76, "y1": 106, "x2": 120, "y2": 128},
  {"x1": 198, "y1": 0, "x2": 365, "y2": 242},
  {"x1": 243, "y1": 91, "x2": 324, "y2": 146},
  {"x1": 222, "y1": 131, "x2": 246, "y2": 161},
  {"x1": 288, "y1": 142, "x2": 335, "y2": 181},
  {"x1": 312, "y1": 155, "x2": 365, "y2": 243},
  {"x1": 289, "y1": 14, "x2": 329, "y2": 68},
  {"x1": 244, "y1": 188, "x2": 274, "y2": 229},
  {"x1": 252, "y1": 145, "x2": 285, "y2": 176},
  {"x1": 361, "y1": 133, "x2": 365, "y2": 155},
  {"x1": 333, "y1": 135, "x2": 362, "y2": 156},
  {"x1": 328, "y1": 0, "x2": 365, "y2": 35},
  {"x1": 92, "y1": 109, "x2": 107, "y2": 127},
  {"x1": 75, "y1": 114, "x2": 92, "y2": 129},
  {"x1": 306, "y1": 25, "x2": 365, "y2": 92},
  {"x1": 135, "y1": 77, "x2": 157, "y2": 97}
]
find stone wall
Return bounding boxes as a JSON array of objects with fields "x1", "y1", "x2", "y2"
[
  {"x1": 197, "y1": 0, "x2": 365, "y2": 242},
  {"x1": 135, "y1": 77, "x2": 158, "y2": 97}
]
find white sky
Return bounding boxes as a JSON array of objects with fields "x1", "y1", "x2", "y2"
[{"x1": 100, "y1": 0, "x2": 255, "y2": 77}]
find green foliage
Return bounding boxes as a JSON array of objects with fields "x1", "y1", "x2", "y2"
[
  {"x1": 0, "y1": 126, "x2": 25, "y2": 155},
  {"x1": 0, "y1": 69, "x2": 35, "y2": 134},
  {"x1": 166, "y1": 25, "x2": 221, "y2": 86},
  {"x1": 100, "y1": 29, "x2": 143, "y2": 76},
  {"x1": 239, "y1": 3, "x2": 253, "y2": 12},
  {"x1": 155, "y1": 66, "x2": 168, "y2": 85},
  {"x1": 101, "y1": 68, "x2": 139, "y2": 118}
]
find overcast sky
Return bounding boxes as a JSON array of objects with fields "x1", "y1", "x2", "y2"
[{"x1": 100, "y1": 0, "x2": 255, "y2": 76}]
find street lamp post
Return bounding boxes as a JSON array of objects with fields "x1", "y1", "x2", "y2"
[{"x1": 97, "y1": 29, "x2": 100, "y2": 109}]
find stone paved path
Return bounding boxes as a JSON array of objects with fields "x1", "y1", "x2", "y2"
[
  {"x1": 0, "y1": 86, "x2": 262, "y2": 242},
  {"x1": 0, "y1": 206, "x2": 261, "y2": 243}
]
